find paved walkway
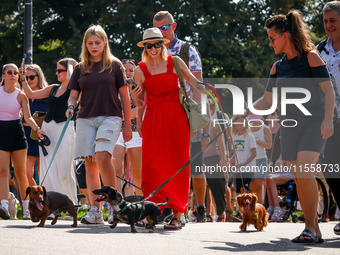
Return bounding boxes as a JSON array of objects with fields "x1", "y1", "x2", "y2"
[{"x1": 0, "y1": 220, "x2": 339, "y2": 254}]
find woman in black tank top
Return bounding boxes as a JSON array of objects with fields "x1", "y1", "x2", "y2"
[{"x1": 254, "y1": 10, "x2": 335, "y2": 243}]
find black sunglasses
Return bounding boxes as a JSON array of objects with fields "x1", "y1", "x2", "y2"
[
  {"x1": 26, "y1": 75, "x2": 38, "y2": 81},
  {"x1": 157, "y1": 23, "x2": 174, "y2": 31},
  {"x1": 7, "y1": 70, "x2": 19, "y2": 75},
  {"x1": 55, "y1": 69, "x2": 67, "y2": 74},
  {"x1": 144, "y1": 42, "x2": 163, "y2": 50},
  {"x1": 122, "y1": 59, "x2": 135, "y2": 63}
]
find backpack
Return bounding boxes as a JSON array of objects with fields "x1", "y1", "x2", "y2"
[
  {"x1": 178, "y1": 41, "x2": 201, "y2": 66},
  {"x1": 317, "y1": 39, "x2": 329, "y2": 55}
]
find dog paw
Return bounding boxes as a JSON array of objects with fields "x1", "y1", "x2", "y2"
[
  {"x1": 71, "y1": 224, "x2": 77, "y2": 227},
  {"x1": 110, "y1": 224, "x2": 117, "y2": 229},
  {"x1": 37, "y1": 224, "x2": 45, "y2": 227}
]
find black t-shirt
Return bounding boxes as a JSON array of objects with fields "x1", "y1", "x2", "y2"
[{"x1": 68, "y1": 60, "x2": 126, "y2": 118}]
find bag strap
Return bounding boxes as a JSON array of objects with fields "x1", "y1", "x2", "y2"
[{"x1": 172, "y1": 56, "x2": 189, "y2": 101}]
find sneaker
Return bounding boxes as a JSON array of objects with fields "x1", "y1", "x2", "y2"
[
  {"x1": 22, "y1": 210, "x2": 30, "y2": 220},
  {"x1": 157, "y1": 208, "x2": 173, "y2": 223},
  {"x1": 196, "y1": 205, "x2": 206, "y2": 223},
  {"x1": 108, "y1": 205, "x2": 114, "y2": 224},
  {"x1": 81, "y1": 206, "x2": 104, "y2": 224},
  {"x1": 188, "y1": 209, "x2": 197, "y2": 222},
  {"x1": 0, "y1": 206, "x2": 10, "y2": 220},
  {"x1": 334, "y1": 223, "x2": 340, "y2": 235},
  {"x1": 271, "y1": 208, "x2": 284, "y2": 222}
]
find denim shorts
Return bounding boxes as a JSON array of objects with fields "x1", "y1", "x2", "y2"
[
  {"x1": 74, "y1": 116, "x2": 121, "y2": 159},
  {"x1": 252, "y1": 158, "x2": 268, "y2": 180}
]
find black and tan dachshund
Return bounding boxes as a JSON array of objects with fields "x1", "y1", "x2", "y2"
[
  {"x1": 93, "y1": 186, "x2": 168, "y2": 233},
  {"x1": 25, "y1": 185, "x2": 77, "y2": 227}
]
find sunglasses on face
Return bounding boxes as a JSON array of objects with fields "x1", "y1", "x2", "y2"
[
  {"x1": 268, "y1": 34, "x2": 282, "y2": 44},
  {"x1": 6, "y1": 70, "x2": 19, "y2": 75},
  {"x1": 26, "y1": 75, "x2": 38, "y2": 81},
  {"x1": 157, "y1": 23, "x2": 173, "y2": 31},
  {"x1": 55, "y1": 69, "x2": 67, "y2": 74},
  {"x1": 122, "y1": 59, "x2": 135, "y2": 63},
  {"x1": 144, "y1": 42, "x2": 163, "y2": 50}
]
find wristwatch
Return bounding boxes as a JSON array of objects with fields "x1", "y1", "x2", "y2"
[{"x1": 202, "y1": 132, "x2": 210, "y2": 138}]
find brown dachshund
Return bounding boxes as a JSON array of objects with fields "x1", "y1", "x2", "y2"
[
  {"x1": 237, "y1": 193, "x2": 269, "y2": 231},
  {"x1": 25, "y1": 185, "x2": 77, "y2": 227}
]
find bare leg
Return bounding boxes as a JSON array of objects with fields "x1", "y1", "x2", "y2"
[
  {"x1": 192, "y1": 173, "x2": 206, "y2": 205},
  {"x1": 85, "y1": 156, "x2": 101, "y2": 209},
  {"x1": 250, "y1": 179, "x2": 265, "y2": 204},
  {"x1": 96, "y1": 151, "x2": 116, "y2": 187},
  {"x1": 0, "y1": 150, "x2": 10, "y2": 201},
  {"x1": 288, "y1": 150, "x2": 321, "y2": 240},
  {"x1": 26, "y1": 156, "x2": 38, "y2": 186},
  {"x1": 112, "y1": 145, "x2": 125, "y2": 193},
  {"x1": 11, "y1": 149, "x2": 29, "y2": 201},
  {"x1": 127, "y1": 147, "x2": 142, "y2": 196}
]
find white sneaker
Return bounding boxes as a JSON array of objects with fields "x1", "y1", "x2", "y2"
[
  {"x1": 81, "y1": 206, "x2": 104, "y2": 224},
  {"x1": 0, "y1": 206, "x2": 10, "y2": 220},
  {"x1": 108, "y1": 205, "x2": 114, "y2": 224},
  {"x1": 22, "y1": 210, "x2": 30, "y2": 220}
]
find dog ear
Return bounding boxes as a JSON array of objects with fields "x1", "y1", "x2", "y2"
[
  {"x1": 42, "y1": 186, "x2": 47, "y2": 198},
  {"x1": 236, "y1": 195, "x2": 243, "y2": 207},
  {"x1": 24, "y1": 187, "x2": 30, "y2": 200},
  {"x1": 251, "y1": 194, "x2": 258, "y2": 205},
  {"x1": 115, "y1": 190, "x2": 123, "y2": 202}
]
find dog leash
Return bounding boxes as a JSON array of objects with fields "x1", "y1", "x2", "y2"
[
  {"x1": 40, "y1": 112, "x2": 74, "y2": 185},
  {"x1": 143, "y1": 128, "x2": 225, "y2": 202}
]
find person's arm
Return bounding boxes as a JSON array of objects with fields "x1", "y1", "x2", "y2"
[
  {"x1": 66, "y1": 90, "x2": 80, "y2": 118},
  {"x1": 256, "y1": 126, "x2": 272, "y2": 149},
  {"x1": 19, "y1": 74, "x2": 52, "y2": 99},
  {"x1": 18, "y1": 92, "x2": 44, "y2": 137},
  {"x1": 131, "y1": 67, "x2": 146, "y2": 108},
  {"x1": 120, "y1": 85, "x2": 132, "y2": 142},
  {"x1": 308, "y1": 50, "x2": 335, "y2": 140},
  {"x1": 214, "y1": 125, "x2": 226, "y2": 166},
  {"x1": 253, "y1": 62, "x2": 278, "y2": 110}
]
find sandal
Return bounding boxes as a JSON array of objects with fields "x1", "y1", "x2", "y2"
[
  {"x1": 291, "y1": 229, "x2": 324, "y2": 244},
  {"x1": 164, "y1": 217, "x2": 182, "y2": 230},
  {"x1": 225, "y1": 210, "x2": 233, "y2": 222},
  {"x1": 206, "y1": 214, "x2": 213, "y2": 222}
]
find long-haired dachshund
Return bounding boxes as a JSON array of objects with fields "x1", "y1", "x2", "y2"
[
  {"x1": 237, "y1": 193, "x2": 269, "y2": 231},
  {"x1": 25, "y1": 185, "x2": 77, "y2": 227}
]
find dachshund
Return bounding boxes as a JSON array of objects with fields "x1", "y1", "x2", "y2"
[
  {"x1": 237, "y1": 193, "x2": 269, "y2": 231},
  {"x1": 93, "y1": 186, "x2": 169, "y2": 233},
  {"x1": 25, "y1": 185, "x2": 77, "y2": 227}
]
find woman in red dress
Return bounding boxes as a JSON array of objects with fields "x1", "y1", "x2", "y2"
[{"x1": 132, "y1": 28, "x2": 205, "y2": 229}]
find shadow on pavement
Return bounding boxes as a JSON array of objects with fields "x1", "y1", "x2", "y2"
[{"x1": 204, "y1": 237, "x2": 340, "y2": 252}]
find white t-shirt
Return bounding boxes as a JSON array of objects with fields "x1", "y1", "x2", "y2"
[{"x1": 232, "y1": 133, "x2": 256, "y2": 167}]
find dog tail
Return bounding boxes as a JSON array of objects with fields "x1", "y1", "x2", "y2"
[{"x1": 157, "y1": 197, "x2": 169, "y2": 207}]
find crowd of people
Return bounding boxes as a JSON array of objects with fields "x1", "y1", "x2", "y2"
[{"x1": 0, "y1": 2, "x2": 340, "y2": 244}]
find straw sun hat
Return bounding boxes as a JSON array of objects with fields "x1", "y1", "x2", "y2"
[{"x1": 137, "y1": 27, "x2": 170, "y2": 47}]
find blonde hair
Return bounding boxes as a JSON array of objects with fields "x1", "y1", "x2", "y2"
[
  {"x1": 26, "y1": 64, "x2": 48, "y2": 89},
  {"x1": 80, "y1": 25, "x2": 120, "y2": 74},
  {"x1": 142, "y1": 43, "x2": 168, "y2": 62},
  {"x1": 265, "y1": 9, "x2": 315, "y2": 55},
  {"x1": 231, "y1": 116, "x2": 251, "y2": 136}
]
